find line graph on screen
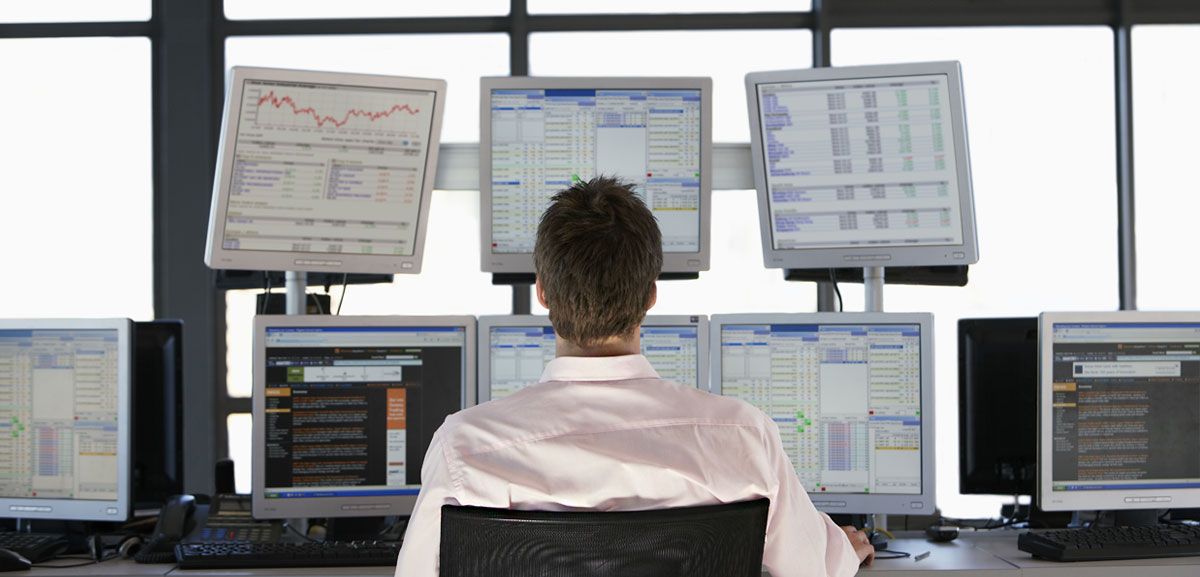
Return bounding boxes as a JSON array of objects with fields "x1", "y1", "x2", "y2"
[{"x1": 243, "y1": 81, "x2": 433, "y2": 136}]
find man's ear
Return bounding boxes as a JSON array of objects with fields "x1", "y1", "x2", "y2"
[
  {"x1": 535, "y1": 277, "x2": 549, "y2": 309},
  {"x1": 647, "y1": 283, "x2": 657, "y2": 311}
]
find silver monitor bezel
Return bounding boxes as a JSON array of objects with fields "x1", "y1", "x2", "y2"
[
  {"x1": 1038, "y1": 311, "x2": 1200, "y2": 512},
  {"x1": 479, "y1": 76, "x2": 713, "y2": 274},
  {"x1": 251, "y1": 314, "x2": 476, "y2": 520},
  {"x1": 745, "y1": 61, "x2": 979, "y2": 269},
  {"x1": 709, "y1": 312, "x2": 936, "y2": 515},
  {"x1": 205, "y1": 66, "x2": 448, "y2": 275},
  {"x1": 0, "y1": 318, "x2": 133, "y2": 522},
  {"x1": 476, "y1": 314, "x2": 711, "y2": 402}
]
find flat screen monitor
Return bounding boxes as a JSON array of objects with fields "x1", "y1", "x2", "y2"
[
  {"x1": 205, "y1": 66, "x2": 447, "y2": 275},
  {"x1": 0, "y1": 318, "x2": 133, "y2": 522},
  {"x1": 251, "y1": 315, "x2": 475, "y2": 519},
  {"x1": 710, "y1": 313, "x2": 935, "y2": 515},
  {"x1": 132, "y1": 320, "x2": 184, "y2": 510},
  {"x1": 745, "y1": 61, "x2": 979, "y2": 269},
  {"x1": 480, "y1": 77, "x2": 712, "y2": 274},
  {"x1": 1039, "y1": 312, "x2": 1200, "y2": 512},
  {"x1": 958, "y1": 317, "x2": 1037, "y2": 496},
  {"x1": 477, "y1": 315, "x2": 709, "y2": 402}
]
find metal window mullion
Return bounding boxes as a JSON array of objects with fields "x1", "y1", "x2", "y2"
[
  {"x1": 0, "y1": 20, "x2": 152, "y2": 38},
  {"x1": 1115, "y1": 12, "x2": 1136, "y2": 310}
]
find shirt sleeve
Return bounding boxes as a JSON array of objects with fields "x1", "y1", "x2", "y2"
[
  {"x1": 759, "y1": 415, "x2": 861, "y2": 577},
  {"x1": 394, "y1": 427, "x2": 459, "y2": 577}
]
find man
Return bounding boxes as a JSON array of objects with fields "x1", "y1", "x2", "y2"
[{"x1": 395, "y1": 176, "x2": 874, "y2": 576}]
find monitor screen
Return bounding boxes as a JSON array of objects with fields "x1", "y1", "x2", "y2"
[
  {"x1": 711, "y1": 313, "x2": 935, "y2": 515},
  {"x1": 1039, "y1": 312, "x2": 1200, "y2": 512},
  {"x1": 745, "y1": 61, "x2": 978, "y2": 270},
  {"x1": 251, "y1": 316, "x2": 475, "y2": 519},
  {"x1": 478, "y1": 315, "x2": 708, "y2": 402},
  {"x1": 0, "y1": 319, "x2": 132, "y2": 521},
  {"x1": 480, "y1": 77, "x2": 712, "y2": 274},
  {"x1": 958, "y1": 317, "x2": 1037, "y2": 496},
  {"x1": 206, "y1": 67, "x2": 447, "y2": 275}
]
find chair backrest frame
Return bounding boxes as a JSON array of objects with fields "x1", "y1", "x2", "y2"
[{"x1": 439, "y1": 498, "x2": 770, "y2": 577}]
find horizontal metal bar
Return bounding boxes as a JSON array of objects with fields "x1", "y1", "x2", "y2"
[
  {"x1": 218, "y1": 16, "x2": 510, "y2": 36},
  {"x1": 433, "y1": 142, "x2": 755, "y2": 191},
  {"x1": 0, "y1": 20, "x2": 152, "y2": 38},
  {"x1": 529, "y1": 12, "x2": 814, "y2": 32}
]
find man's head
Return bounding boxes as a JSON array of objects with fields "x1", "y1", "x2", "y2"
[{"x1": 534, "y1": 176, "x2": 663, "y2": 349}]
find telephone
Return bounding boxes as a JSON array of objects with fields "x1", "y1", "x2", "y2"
[{"x1": 134, "y1": 494, "x2": 284, "y2": 564}]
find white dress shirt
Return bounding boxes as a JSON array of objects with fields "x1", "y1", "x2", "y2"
[{"x1": 395, "y1": 354, "x2": 860, "y2": 577}]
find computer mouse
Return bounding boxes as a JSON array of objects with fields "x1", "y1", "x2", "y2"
[
  {"x1": 0, "y1": 549, "x2": 32, "y2": 572},
  {"x1": 925, "y1": 525, "x2": 960, "y2": 542}
]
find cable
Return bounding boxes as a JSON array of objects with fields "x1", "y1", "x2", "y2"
[
  {"x1": 283, "y1": 521, "x2": 320, "y2": 543},
  {"x1": 872, "y1": 549, "x2": 912, "y2": 560},
  {"x1": 261, "y1": 272, "x2": 273, "y2": 315},
  {"x1": 34, "y1": 551, "x2": 119, "y2": 569},
  {"x1": 829, "y1": 269, "x2": 843, "y2": 312},
  {"x1": 308, "y1": 293, "x2": 325, "y2": 315},
  {"x1": 336, "y1": 273, "x2": 348, "y2": 315}
]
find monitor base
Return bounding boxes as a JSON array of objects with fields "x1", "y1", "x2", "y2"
[{"x1": 493, "y1": 272, "x2": 700, "y2": 286}]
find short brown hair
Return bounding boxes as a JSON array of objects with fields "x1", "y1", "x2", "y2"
[{"x1": 534, "y1": 176, "x2": 663, "y2": 348}]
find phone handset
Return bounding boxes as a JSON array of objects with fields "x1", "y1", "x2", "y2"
[{"x1": 134, "y1": 494, "x2": 197, "y2": 564}]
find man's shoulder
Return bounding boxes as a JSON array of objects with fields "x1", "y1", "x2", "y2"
[{"x1": 442, "y1": 377, "x2": 773, "y2": 446}]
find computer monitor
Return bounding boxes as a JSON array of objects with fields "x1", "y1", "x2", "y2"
[
  {"x1": 132, "y1": 320, "x2": 185, "y2": 510},
  {"x1": 958, "y1": 317, "x2": 1037, "y2": 497},
  {"x1": 251, "y1": 315, "x2": 475, "y2": 519},
  {"x1": 480, "y1": 77, "x2": 713, "y2": 274},
  {"x1": 0, "y1": 318, "x2": 133, "y2": 522},
  {"x1": 745, "y1": 61, "x2": 979, "y2": 270},
  {"x1": 1038, "y1": 312, "x2": 1200, "y2": 513},
  {"x1": 710, "y1": 313, "x2": 935, "y2": 515},
  {"x1": 477, "y1": 315, "x2": 709, "y2": 402},
  {"x1": 205, "y1": 66, "x2": 447, "y2": 275}
]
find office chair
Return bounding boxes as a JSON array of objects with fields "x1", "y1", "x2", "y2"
[{"x1": 439, "y1": 498, "x2": 769, "y2": 577}]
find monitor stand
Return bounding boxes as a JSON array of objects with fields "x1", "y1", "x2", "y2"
[
  {"x1": 1111, "y1": 508, "x2": 1161, "y2": 527},
  {"x1": 324, "y1": 516, "x2": 393, "y2": 542},
  {"x1": 285, "y1": 271, "x2": 307, "y2": 315}
]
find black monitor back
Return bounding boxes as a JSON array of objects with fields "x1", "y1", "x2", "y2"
[
  {"x1": 134, "y1": 320, "x2": 185, "y2": 509},
  {"x1": 958, "y1": 317, "x2": 1037, "y2": 496}
]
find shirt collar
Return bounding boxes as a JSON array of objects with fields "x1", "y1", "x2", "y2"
[{"x1": 539, "y1": 354, "x2": 660, "y2": 383}]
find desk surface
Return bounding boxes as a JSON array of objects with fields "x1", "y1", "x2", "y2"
[
  {"x1": 17, "y1": 532, "x2": 1200, "y2": 576},
  {"x1": 970, "y1": 530, "x2": 1200, "y2": 577},
  {"x1": 859, "y1": 537, "x2": 1017, "y2": 576}
]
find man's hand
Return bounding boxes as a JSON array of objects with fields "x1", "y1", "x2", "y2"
[{"x1": 840, "y1": 525, "x2": 875, "y2": 566}]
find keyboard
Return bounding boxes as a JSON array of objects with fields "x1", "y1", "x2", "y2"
[
  {"x1": 175, "y1": 540, "x2": 401, "y2": 569},
  {"x1": 1018, "y1": 525, "x2": 1200, "y2": 561},
  {"x1": 0, "y1": 531, "x2": 68, "y2": 563}
]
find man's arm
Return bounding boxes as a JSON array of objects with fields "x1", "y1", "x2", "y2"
[
  {"x1": 394, "y1": 429, "x2": 458, "y2": 577},
  {"x1": 759, "y1": 417, "x2": 863, "y2": 577}
]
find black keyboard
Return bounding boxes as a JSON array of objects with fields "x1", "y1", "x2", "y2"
[
  {"x1": 0, "y1": 531, "x2": 68, "y2": 563},
  {"x1": 175, "y1": 540, "x2": 401, "y2": 569},
  {"x1": 1019, "y1": 525, "x2": 1200, "y2": 561}
]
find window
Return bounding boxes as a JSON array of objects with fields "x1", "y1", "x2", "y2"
[
  {"x1": 225, "y1": 0, "x2": 507, "y2": 20},
  {"x1": 531, "y1": 30, "x2": 813, "y2": 142},
  {"x1": 0, "y1": 1, "x2": 148, "y2": 23},
  {"x1": 0, "y1": 37, "x2": 153, "y2": 321},
  {"x1": 833, "y1": 27, "x2": 1119, "y2": 518},
  {"x1": 1132, "y1": 25, "x2": 1200, "y2": 311},
  {"x1": 528, "y1": 0, "x2": 810, "y2": 14}
]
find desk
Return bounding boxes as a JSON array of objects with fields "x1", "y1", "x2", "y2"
[
  {"x1": 28, "y1": 558, "x2": 170, "y2": 576},
  {"x1": 18, "y1": 533, "x2": 1200, "y2": 576},
  {"x1": 970, "y1": 530, "x2": 1200, "y2": 577},
  {"x1": 859, "y1": 537, "x2": 1017, "y2": 577}
]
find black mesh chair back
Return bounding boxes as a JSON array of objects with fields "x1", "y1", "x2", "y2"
[{"x1": 439, "y1": 498, "x2": 770, "y2": 577}]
